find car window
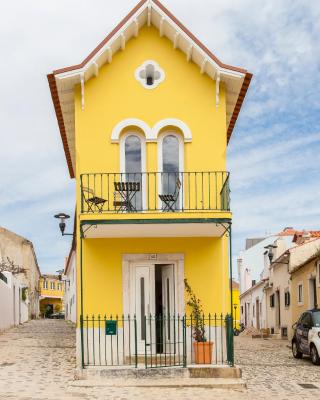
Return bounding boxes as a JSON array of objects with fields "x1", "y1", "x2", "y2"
[
  {"x1": 312, "y1": 311, "x2": 320, "y2": 327},
  {"x1": 301, "y1": 313, "x2": 312, "y2": 327},
  {"x1": 299, "y1": 313, "x2": 306, "y2": 324}
]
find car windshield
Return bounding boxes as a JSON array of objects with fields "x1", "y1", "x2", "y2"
[{"x1": 312, "y1": 311, "x2": 320, "y2": 327}]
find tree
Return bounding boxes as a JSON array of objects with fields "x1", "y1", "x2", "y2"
[{"x1": 0, "y1": 257, "x2": 26, "y2": 275}]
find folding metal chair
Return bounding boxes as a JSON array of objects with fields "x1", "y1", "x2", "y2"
[
  {"x1": 159, "y1": 178, "x2": 181, "y2": 211},
  {"x1": 82, "y1": 187, "x2": 107, "y2": 213}
]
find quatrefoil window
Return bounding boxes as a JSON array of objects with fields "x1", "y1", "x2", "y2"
[{"x1": 135, "y1": 60, "x2": 165, "y2": 89}]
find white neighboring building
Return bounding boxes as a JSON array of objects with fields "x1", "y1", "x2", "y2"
[
  {"x1": 64, "y1": 246, "x2": 76, "y2": 323},
  {"x1": 238, "y1": 228, "x2": 297, "y2": 329},
  {"x1": 0, "y1": 271, "x2": 29, "y2": 331}
]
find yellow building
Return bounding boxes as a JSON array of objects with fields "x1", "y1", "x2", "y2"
[
  {"x1": 232, "y1": 281, "x2": 240, "y2": 329},
  {"x1": 48, "y1": 0, "x2": 251, "y2": 369},
  {"x1": 290, "y1": 244, "x2": 320, "y2": 329},
  {"x1": 39, "y1": 275, "x2": 65, "y2": 317}
]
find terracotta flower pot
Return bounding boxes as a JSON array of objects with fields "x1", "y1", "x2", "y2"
[{"x1": 193, "y1": 341, "x2": 214, "y2": 364}]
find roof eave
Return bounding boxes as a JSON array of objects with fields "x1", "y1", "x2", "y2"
[{"x1": 47, "y1": 74, "x2": 75, "y2": 178}]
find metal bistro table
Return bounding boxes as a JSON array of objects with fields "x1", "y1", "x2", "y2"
[{"x1": 113, "y1": 181, "x2": 141, "y2": 212}]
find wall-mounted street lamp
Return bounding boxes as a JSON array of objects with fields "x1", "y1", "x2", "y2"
[
  {"x1": 54, "y1": 213, "x2": 73, "y2": 236},
  {"x1": 233, "y1": 304, "x2": 238, "y2": 329},
  {"x1": 264, "y1": 244, "x2": 277, "y2": 263}
]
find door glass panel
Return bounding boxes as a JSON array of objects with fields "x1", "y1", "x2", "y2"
[
  {"x1": 162, "y1": 135, "x2": 180, "y2": 209},
  {"x1": 140, "y1": 277, "x2": 146, "y2": 340},
  {"x1": 125, "y1": 135, "x2": 142, "y2": 210}
]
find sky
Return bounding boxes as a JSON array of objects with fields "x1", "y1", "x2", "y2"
[{"x1": 0, "y1": 0, "x2": 319, "y2": 274}]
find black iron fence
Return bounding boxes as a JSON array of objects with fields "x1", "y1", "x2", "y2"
[
  {"x1": 80, "y1": 314, "x2": 234, "y2": 368},
  {"x1": 80, "y1": 171, "x2": 230, "y2": 214}
]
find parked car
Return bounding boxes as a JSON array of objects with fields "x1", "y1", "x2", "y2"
[
  {"x1": 49, "y1": 312, "x2": 65, "y2": 319},
  {"x1": 292, "y1": 309, "x2": 320, "y2": 365}
]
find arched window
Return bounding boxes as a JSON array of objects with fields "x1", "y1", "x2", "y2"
[
  {"x1": 125, "y1": 135, "x2": 142, "y2": 174},
  {"x1": 159, "y1": 133, "x2": 183, "y2": 210},
  {"x1": 162, "y1": 135, "x2": 179, "y2": 174},
  {"x1": 120, "y1": 134, "x2": 145, "y2": 210}
]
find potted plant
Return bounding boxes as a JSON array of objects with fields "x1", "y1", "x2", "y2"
[{"x1": 184, "y1": 279, "x2": 214, "y2": 364}]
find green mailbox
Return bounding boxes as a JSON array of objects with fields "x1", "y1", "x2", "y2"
[{"x1": 105, "y1": 320, "x2": 117, "y2": 336}]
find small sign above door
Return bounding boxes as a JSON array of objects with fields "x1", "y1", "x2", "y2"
[{"x1": 149, "y1": 254, "x2": 157, "y2": 260}]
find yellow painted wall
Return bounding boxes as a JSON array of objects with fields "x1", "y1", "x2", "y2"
[
  {"x1": 80, "y1": 236, "x2": 230, "y2": 318},
  {"x1": 39, "y1": 277, "x2": 65, "y2": 299},
  {"x1": 232, "y1": 287, "x2": 240, "y2": 328},
  {"x1": 39, "y1": 298, "x2": 63, "y2": 314},
  {"x1": 73, "y1": 25, "x2": 231, "y2": 323},
  {"x1": 75, "y1": 25, "x2": 227, "y2": 179},
  {"x1": 291, "y1": 259, "x2": 320, "y2": 327}
]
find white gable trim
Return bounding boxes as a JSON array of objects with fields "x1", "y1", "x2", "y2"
[
  {"x1": 54, "y1": 0, "x2": 245, "y2": 82},
  {"x1": 111, "y1": 118, "x2": 192, "y2": 143}
]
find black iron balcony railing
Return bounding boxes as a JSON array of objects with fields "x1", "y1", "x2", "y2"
[{"x1": 80, "y1": 171, "x2": 230, "y2": 214}]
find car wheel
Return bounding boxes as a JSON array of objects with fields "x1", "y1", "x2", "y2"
[
  {"x1": 310, "y1": 345, "x2": 320, "y2": 365},
  {"x1": 292, "y1": 340, "x2": 303, "y2": 359}
]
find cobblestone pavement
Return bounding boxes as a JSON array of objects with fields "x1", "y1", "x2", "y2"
[{"x1": 0, "y1": 320, "x2": 320, "y2": 399}]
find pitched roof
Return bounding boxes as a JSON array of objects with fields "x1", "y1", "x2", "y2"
[
  {"x1": 48, "y1": 0, "x2": 252, "y2": 178},
  {"x1": 232, "y1": 280, "x2": 240, "y2": 290}
]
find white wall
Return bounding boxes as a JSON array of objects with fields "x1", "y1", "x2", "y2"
[
  {"x1": 238, "y1": 235, "x2": 293, "y2": 294},
  {"x1": 0, "y1": 272, "x2": 28, "y2": 331},
  {"x1": 240, "y1": 282, "x2": 266, "y2": 329},
  {"x1": 64, "y1": 250, "x2": 76, "y2": 323}
]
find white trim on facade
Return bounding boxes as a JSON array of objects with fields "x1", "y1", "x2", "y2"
[
  {"x1": 152, "y1": 119, "x2": 192, "y2": 142},
  {"x1": 135, "y1": 60, "x2": 165, "y2": 89},
  {"x1": 122, "y1": 253, "x2": 185, "y2": 318},
  {"x1": 111, "y1": 119, "x2": 152, "y2": 143},
  {"x1": 111, "y1": 118, "x2": 192, "y2": 143}
]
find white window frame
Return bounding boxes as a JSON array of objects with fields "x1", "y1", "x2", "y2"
[
  {"x1": 157, "y1": 131, "x2": 184, "y2": 210},
  {"x1": 297, "y1": 282, "x2": 304, "y2": 306},
  {"x1": 50, "y1": 281, "x2": 55, "y2": 290},
  {"x1": 135, "y1": 60, "x2": 165, "y2": 90},
  {"x1": 57, "y1": 282, "x2": 62, "y2": 291},
  {"x1": 43, "y1": 280, "x2": 48, "y2": 290},
  {"x1": 119, "y1": 132, "x2": 147, "y2": 210},
  {"x1": 284, "y1": 289, "x2": 290, "y2": 308}
]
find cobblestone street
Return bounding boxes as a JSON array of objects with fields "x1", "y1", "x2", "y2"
[{"x1": 0, "y1": 320, "x2": 320, "y2": 399}]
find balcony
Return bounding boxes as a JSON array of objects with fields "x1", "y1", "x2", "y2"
[
  {"x1": 80, "y1": 171, "x2": 230, "y2": 214},
  {"x1": 80, "y1": 172, "x2": 230, "y2": 238}
]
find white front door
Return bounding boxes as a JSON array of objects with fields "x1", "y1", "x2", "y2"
[
  {"x1": 133, "y1": 265, "x2": 155, "y2": 353},
  {"x1": 128, "y1": 262, "x2": 178, "y2": 355},
  {"x1": 162, "y1": 264, "x2": 175, "y2": 352}
]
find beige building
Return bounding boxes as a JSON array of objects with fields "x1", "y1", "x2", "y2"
[
  {"x1": 265, "y1": 251, "x2": 291, "y2": 338},
  {"x1": 0, "y1": 226, "x2": 40, "y2": 320},
  {"x1": 265, "y1": 235, "x2": 320, "y2": 339},
  {"x1": 289, "y1": 238, "x2": 320, "y2": 331}
]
